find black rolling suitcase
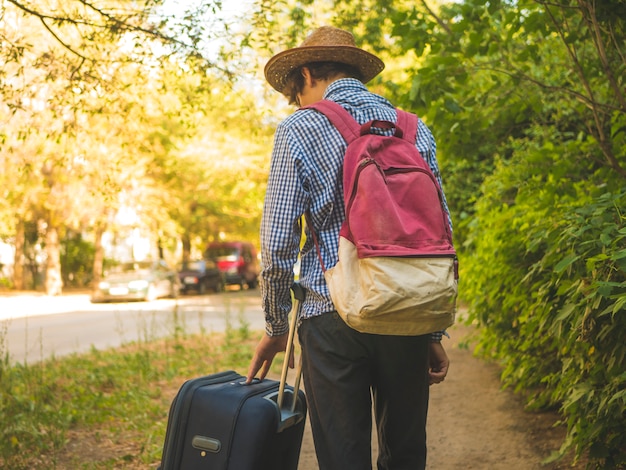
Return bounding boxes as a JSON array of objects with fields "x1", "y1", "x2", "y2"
[{"x1": 158, "y1": 284, "x2": 307, "y2": 470}]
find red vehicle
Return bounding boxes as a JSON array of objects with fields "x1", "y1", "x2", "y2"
[{"x1": 204, "y1": 241, "x2": 259, "y2": 289}]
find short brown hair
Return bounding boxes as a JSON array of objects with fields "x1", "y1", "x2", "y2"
[{"x1": 283, "y1": 61, "x2": 363, "y2": 106}]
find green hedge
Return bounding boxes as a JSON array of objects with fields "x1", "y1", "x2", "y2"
[{"x1": 463, "y1": 163, "x2": 626, "y2": 468}]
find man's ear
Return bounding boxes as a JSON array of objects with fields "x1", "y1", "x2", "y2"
[{"x1": 301, "y1": 67, "x2": 313, "y2": 86}]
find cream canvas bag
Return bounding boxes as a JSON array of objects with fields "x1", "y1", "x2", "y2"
[{"x1": 324, "y1": 237, "x2": 457, "y2": 335}]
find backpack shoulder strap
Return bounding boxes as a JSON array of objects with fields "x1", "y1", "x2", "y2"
[
  {"x1": 306, "y1": 102, "x2": 420, "y2": 146},
  {"x1": 395, "y1": 109, "x2": 419, "y2": 145},
  {"x1": 303, "y1": 100, "x2": 360, "y2": 143}
]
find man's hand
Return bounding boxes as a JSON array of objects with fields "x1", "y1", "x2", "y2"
[
  {"x1": 245, "y1": 333, "x2": 292, "y2": 383},
  {"x1": 428, "y1": 341, "x2": 450, "y2": 385}
]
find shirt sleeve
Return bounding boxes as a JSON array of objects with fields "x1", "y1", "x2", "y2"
[
  {"x1": 430, "y1": 331, "x2": 443, "y2": 342},
  {"x1": 416, "y1": 119, "x2": 453, "y2": 233},
  {"x1": 260, "y1": 121, "x2": 308, "y2": 336}
]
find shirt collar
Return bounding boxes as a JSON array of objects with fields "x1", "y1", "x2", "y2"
[{"x1": 323, "y1": 78, "x2": 367, "y2": 100}]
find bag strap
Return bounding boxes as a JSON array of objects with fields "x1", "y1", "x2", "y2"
[
  {"x1": 305, "y1": 100, "x2": 419, "y2": 145},
  {"x1": 300, "y1": 101, "x2": 351, "y2": 274},
  {"x1": 303, "y1": 100, "x2": 360, "y2": 143},
  {"x1": 396, "y1": 109, "x2": 419, "y2": 145},
  {"x1": 304, "y1": 212, "x2": 326, "y2": 272}
]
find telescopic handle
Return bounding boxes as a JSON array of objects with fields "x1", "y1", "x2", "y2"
[{"x1": 277, "y1": 283, "x2": 305, "y2": 409}]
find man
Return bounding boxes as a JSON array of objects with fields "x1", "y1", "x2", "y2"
[{"x1": 246, "y1": 26, "x2": 451, "y2": 470}]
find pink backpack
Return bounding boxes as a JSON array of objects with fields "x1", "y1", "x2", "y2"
[{"x1": 306, "y1": 100, "x2": 458, "y2": 335}]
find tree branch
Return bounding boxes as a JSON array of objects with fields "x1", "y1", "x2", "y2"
[
  {"x1": 5, "y1": 0, "x2": 233, "y2": 78},
  {"x1": 420, "y1": 0, "x2": 452, "y2": 35},
  {"x1": 577, "y1": 0, "x2": 626, "y2": 110},
  {"x1": 475, "y1": 62, "x2": 619, "y2": 114},
  {"x1": 38, "y1": 16, "x2": 88, "y2": 63},
  {"x1": 474, "y1": 60, "x2": 626, "y2": 178},
  {"x1": 8, "y1": 0, "x2": 186, "y2": 49},
  {"x1": 536, "y1": 0, "x2": 625, "y2": 177}
]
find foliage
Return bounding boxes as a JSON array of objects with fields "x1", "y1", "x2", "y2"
[
  {"x1": 1, "y1": 0, "x2": 232, "y2": 91},
  {"x1": 159, "y1": 68, "x2": 275, "y2": 253},
  {"x1": 334, "y1": 0, "x2": 624, "y2": 244},
  {"x1": 464, "y1": 172, "x2": 626, "y2": 466},
  {"x1": 60, "y1": 231, "x2": 95, "y2": 287},
  {"x1": 0, "y1": 1, "x2": 275, "y2": 293}
]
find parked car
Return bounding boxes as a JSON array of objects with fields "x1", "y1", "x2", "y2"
[
  {"x1": 204, "y1": 241, "x2": 259, "y2": 289},
  {"x1": 91, "y1": 259, "x2": 180, "y2": 303},
  {"x1": 177, "y1": 259, "x2": 225, "y2": 294}
]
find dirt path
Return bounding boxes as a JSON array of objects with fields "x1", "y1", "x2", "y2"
[{"x1": 296, "y1": 322, "x2": 584, "y2": 470}]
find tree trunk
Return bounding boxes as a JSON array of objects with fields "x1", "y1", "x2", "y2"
[
  {"x1": 182, "y1": 233, "x2": 191, "y2": 264},
  {"x1": 157, "y1": 236, "x2": 164, "y2": 260},
  {"x1": 13, "y1": 219, "x2": 25, "y2": 290},
  {"x1": 92, "y1": 224, "x2": 105, "y2": 295},
  {"x1": 44, "y1": 224, "x2": 63, "y2": 296}
]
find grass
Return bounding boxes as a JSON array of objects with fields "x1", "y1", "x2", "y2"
[{"x1": 0, "y1": 306, "x2": 281, "y2": 469}]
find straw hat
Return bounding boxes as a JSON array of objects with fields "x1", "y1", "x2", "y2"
[{"x1": 264, "y1": 26, "x2": 385, "y2": 93}]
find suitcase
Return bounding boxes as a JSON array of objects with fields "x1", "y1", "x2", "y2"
[{"x1": 158, "y1": 283, "x2": 307, "y2": 470}]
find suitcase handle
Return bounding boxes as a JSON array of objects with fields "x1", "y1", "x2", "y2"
[{"x1": 277, "y1": 283, "x2": 306, "y2": 411}]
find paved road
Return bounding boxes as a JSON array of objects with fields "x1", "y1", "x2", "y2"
[{"x1": 0, "y1": 289, "x2": 266, "y2": 364}]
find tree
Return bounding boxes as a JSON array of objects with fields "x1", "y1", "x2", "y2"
[
  {"x1": 0, "y1": 0, "x2": 254, "y2": 294},
  {"x1": 163, "y1": 76, "x2": 275, "y2": 260}
]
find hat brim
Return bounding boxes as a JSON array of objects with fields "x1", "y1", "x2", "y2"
[{"x1": 264, "y1": 45, "x2": 385, "y2": 93}]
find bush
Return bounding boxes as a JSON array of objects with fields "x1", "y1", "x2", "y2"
[{"x1": 463, "y1": 164, "x2": 626, "y2": 468}]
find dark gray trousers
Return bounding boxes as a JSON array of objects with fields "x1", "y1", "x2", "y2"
[{"x1": 299, "y1": 312, "x2": 430, "y2": 470}]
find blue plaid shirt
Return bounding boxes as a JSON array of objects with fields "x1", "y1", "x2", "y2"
[{"x1": 260, "y1": 78, "x2": 451, "y2": 338}]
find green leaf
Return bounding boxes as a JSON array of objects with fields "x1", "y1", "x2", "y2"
[
  {"x1": 555, "y1": 303, "x2": 577, "y2": 322},
  {"x1": 555, "y1": 254, "x2": 580, "y2": 273},
  {"x1": 612, "y1": 296, "x2": 626, "y2": 315}
]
